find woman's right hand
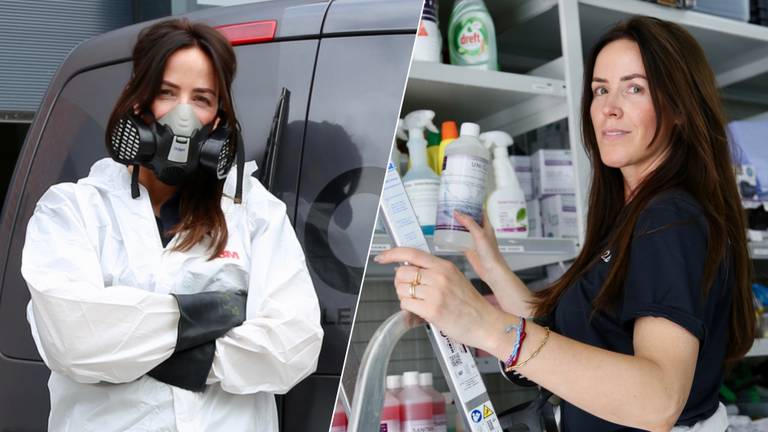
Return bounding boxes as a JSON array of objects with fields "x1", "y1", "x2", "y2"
[{"x1": 454, "y1": 211, "x2": 508, "y2": 286}]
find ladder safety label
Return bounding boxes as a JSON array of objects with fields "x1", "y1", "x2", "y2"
[
  {"x1": 482, "y1": 405, "x2": 493, "y2": 418},
  {"x1": 470, "y1": 410, "x2": 482, "y2": 423},
  {"x1": 469, "y1": 402, "x2": 502, "y2": 431}
]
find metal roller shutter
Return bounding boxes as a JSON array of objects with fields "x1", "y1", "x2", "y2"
[{"x1": 0, "y1": 0, "x2": 132, "y2": 118}]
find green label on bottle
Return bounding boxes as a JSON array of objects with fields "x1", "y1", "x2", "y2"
[{"x1": 454, "y1": 16, "x2": 489, "y2": 63}]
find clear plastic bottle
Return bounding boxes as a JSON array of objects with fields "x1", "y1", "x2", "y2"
[
  {"x1": 387, "y1": 374, "x2": 404, "y2": 400},
  {"x1": 434, "y1": 122, "x2": 490, "y2": 251},
  {"x1": 419, "y1": 373, "x2": 447, "y2": 432},
  {"x1": 448, "y1": 0, "x2": 498, "y2": 70},
  {"x1": 402, "y1": 110, "x2": 441, "y2": 235},
  {"x1": 382, "y1": 378, "x2": 403, "y2": 432},
  {"x1": 400, "y1": 371, "x2": 435, "y2": 432}
]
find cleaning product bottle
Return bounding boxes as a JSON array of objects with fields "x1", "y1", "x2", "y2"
[
  {"x1": 402, "y1": 110, "x2": 441, "y2": 235},
  {"x1": 413, "y1": 0, "x2": 442, "y2": 62},
  {"x1": 434, "y1": 122, "x2": 490, "y2": 251},
  {"x1": 437, "y1": 121, "x2": 458, "y2": 175},
  {"x1": 331, "y1": 400, "x2": 347, "y2": 432},
  {"x1": 427, "y1": 129, "x2": 442, "y2": 174},
  {"x1": 382, "y1": 377, "x2": 403, "y2": 432},
  {"x1": 400, "y1": 371, "x2": 435, "y2": 432},
  {"x1": 388, "y1": 374, "x2": 404, "y2": 399},
  {"x1": 481, "y1": 131, "x2": 528, "y2": 238},
  {"x1": 396, "y1": 119, "x2": 409, "y2": 174},
  {"x1": 419, "y1": 373, "x2": 447, "y2": 432},
  {"x1": 448, "y1": 0, "x2": 498, "y2": 70}
]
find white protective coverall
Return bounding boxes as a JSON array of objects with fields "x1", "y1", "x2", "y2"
[{"x1": 22, "y1": 157, "x2": 324, "y2": 432}]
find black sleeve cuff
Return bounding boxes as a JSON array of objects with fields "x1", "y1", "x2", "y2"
[{"x1": 148, "y1": 341, "x2": 216, "y2": 392}]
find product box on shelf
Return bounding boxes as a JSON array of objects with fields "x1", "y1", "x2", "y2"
[
  {"x1": 694, "y1": 0, "x2": 749, "y2": 21},
  {"x1": 509, "y1": 155, "x2": 533, "y2": 200},
  {"x1": 540, "y1": 194, "x2": 578, "y2": 239},
  {"x1": 526, "y1": 198, "x2": 542, "y2": 238},
  {"x1": 531, "y1": 149, "x2": 575, "y2": 197}
]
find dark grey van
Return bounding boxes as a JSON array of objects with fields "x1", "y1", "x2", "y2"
[{"x1": 0, "y1": 0, "x2": 419, "y2": 430}]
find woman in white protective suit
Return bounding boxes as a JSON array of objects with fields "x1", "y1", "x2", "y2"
[{"x1": 21, "y1": 18, "x2": 323, "y2": 431}]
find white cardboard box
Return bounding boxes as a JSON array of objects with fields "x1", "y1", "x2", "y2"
[
  {"x1": 540, "y1": 194, "x2": 578, "y2": 239},
  {"x1": 531, "y1": 149, "x2": 575, "y2": 197},
  {"x1": 526, "y1": 198, "x2": 542, "y2": 237},
  {"x1": 509, "y1": 155, "x2": 533, "y2": 200}
]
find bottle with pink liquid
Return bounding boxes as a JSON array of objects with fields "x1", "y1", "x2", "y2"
[
  {"x1": 381, "y1": 376, "x2": 402, "y2": 432},
  {"x1": 399, "y1": 371, "x2": 435, "y2": 432},
  {"x1": 330, "y1": 400, "x2": 347, "y2": 432},
  {"x1": 419, "y1": 373, "x2": 447, "y2": 432}
]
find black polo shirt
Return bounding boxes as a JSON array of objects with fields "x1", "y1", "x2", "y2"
[
  {"x1": 554, "y1": 189, "x2": 732, "y2": 431},
  {"x1": 154, "y1": 191, "x2": 182, "y2": 247}
]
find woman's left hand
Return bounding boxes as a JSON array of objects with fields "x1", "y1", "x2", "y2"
[{"x1": 374, "y1": 247, "x2": 503, "y2": 351}]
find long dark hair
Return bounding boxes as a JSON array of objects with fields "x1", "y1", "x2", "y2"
[
  {"x1": 533, "y1": 16, "x2": 755, "y2": 363},
  {"x1": 105, "y1": 18, "x2": 240, "y2": 259}
]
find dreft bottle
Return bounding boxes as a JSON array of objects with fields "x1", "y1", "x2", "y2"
[
  {"x1": 400, "y1": 371, "x2": 435, "y2": 432},
  {"x1": 434, "y1": 122, "x2": 490, "y2": 251},
  {"x1": 419, "y1": 373, "x2": 447, "y2": 432},
  {"x1": 448, "y1": 0, "x2": 498, "y2": 70},
  {"x1": 403, "y1": 110, "x2": 441, "y2": 235},
  {"x1": 481, "y1": 131, "x2": 528, "y2": 238}
]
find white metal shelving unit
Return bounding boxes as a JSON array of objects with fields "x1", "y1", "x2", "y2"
[
  {"x1": 751, "y1": 242, "x2": 768, "y2": 259},
  {"x1": 748, "y1": 338, "x2": 768, "y2": 358},
  {"x1": 364, "y1": 0, "x2": 768, "y2": 381},
  {"x1": 376, "y1": 0, "x2": 768, "y2": 273},
  {"x1": 365, "y1": 234, "x2": 578, "y2": 278}
]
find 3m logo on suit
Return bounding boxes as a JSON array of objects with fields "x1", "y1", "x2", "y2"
[{"x1": 218, "y1": 250, "x2": 240, "y2": 259}]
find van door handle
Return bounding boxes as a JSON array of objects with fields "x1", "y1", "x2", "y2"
[{"x1": 258, "y1": 87, "x2": 290, "y2": 191}]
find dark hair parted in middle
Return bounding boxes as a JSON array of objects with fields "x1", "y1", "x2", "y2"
[
  {"x1": 532, "y1": 16, "x2": 755, "y2": 364},
  {"x1": 105, "y1": 18, "x2": 241, "y2": 260}
]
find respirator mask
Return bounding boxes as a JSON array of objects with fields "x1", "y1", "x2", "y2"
[{"x1": 108, "y1": 103, "x2": 245, "y2": 202}]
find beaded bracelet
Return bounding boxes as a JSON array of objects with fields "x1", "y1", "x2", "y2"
[{"x1": 503, "y1": 317, "x2": 526, "y2": 370}]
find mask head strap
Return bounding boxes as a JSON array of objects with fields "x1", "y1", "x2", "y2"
[{"x1": 131, "y1": 164, "x2": 141, "y2": 199}]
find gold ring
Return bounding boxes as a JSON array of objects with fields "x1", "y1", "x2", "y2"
[{"x1": 409, "y1": 269, "x2": 422, "y2": 299}]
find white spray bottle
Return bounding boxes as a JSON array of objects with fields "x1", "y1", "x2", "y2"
[
  {"x1": 403, "y1": 110, "x2": 441, "y2": 235},
  {"x1": 481, "y1": 131, "x2": 528, "y2": 238}
]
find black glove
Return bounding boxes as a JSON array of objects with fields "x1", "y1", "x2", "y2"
[
  {"x1": 148, "y1": 290, "x2": 247, "y2": 392},
  {"x1": 148, "y1": 342, "x2": 216, "y2": 392},
  {"x1": 173, "y1": 289, "x2": 247, "y2": 351}
]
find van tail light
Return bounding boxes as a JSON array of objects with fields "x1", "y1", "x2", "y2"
[{"x1": 216, "y1": 20, "x2": 277, "y2": 45}]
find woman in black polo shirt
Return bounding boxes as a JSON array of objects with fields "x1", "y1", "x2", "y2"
[{"x1": 376, "y1": 16, "x2": 755, "y2": 431}]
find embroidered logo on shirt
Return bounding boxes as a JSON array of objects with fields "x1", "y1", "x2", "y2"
[
  {"x1": 600, "y1": 249, "x2": 612, "y2": 263},
  {"x1": 217, "y1": 250, "x2": 240, "y2": 260}
]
